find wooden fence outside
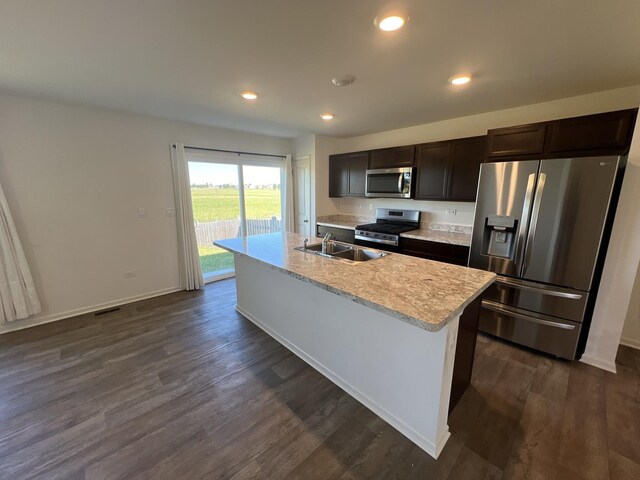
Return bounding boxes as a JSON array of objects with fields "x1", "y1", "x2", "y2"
[{"x1": 195, "y1": 217, "x2": 281, "y2": 246}]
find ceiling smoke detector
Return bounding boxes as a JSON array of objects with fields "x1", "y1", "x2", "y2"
[{"x1": 331, "y1": 75, "x2": 356, "y2": 87}]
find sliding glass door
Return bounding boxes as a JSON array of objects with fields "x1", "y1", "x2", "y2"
[
  {"x1": 242, "y1": 165, "x2": 283, "y2": 236},
  {"x1": 187, "y1": 153, "x2": 284, "y2": 281}
]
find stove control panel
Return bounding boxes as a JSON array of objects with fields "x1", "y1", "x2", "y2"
[{"x1": 355, "y1": 230, "x2": 400, "y2": 246}]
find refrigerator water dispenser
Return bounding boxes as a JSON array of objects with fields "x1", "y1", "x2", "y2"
[{"x1": 483, "y1": 215, "x2": 517, "y2": 259}]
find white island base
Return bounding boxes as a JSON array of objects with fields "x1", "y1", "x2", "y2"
[{"x1": 233, "y1": 254, "x2": 460, "y2": 459}]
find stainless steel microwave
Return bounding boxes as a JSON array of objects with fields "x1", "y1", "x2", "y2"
[{"x1": 365, "y1": 167, "x2": 414, "y2": 198}]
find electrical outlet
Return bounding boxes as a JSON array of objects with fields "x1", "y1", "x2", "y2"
[
  {"x1": 137, "y1": 208, "x2": 146, "y2": 218},
  {"x1": 369, "y1": 203, "x2": 373, "y2": 211},
  {"x1": 446, "y1": 209, "x2": 457, "y2": 216},
  {"x1": 166, "y1": 207, "x2": 176, "y2": 217},
  {"x1": 124, "y1": 271, "x2": 136, "y2": 278}
]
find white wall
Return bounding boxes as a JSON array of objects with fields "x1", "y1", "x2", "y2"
[
  {"x1": 0, "y1": 92, "x2": 291, "y2": 332},
  {"x1": 337, "y1": 85, "x2": 640, "y2": 152},
  {"x1": 314, "y1": 135, "x2": 340, "y2": 218},
  {"x1": 318, "y1": 85, "x2": 640, "y2": 226},
  {"x1": 582, "y1": 117, "x2": 640, "y2": 369},
  {"x1": 621, "y1": 267, "x2": 640, "y2": 350}
]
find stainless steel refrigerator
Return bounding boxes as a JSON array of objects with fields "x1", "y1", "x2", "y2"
[{"x1": 469, "y1": 156, "x2": 625, "y2": 359}]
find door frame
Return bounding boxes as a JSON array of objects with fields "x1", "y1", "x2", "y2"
[{"x1": 293, "y1": 156, "x2": 312, "y2": 237}]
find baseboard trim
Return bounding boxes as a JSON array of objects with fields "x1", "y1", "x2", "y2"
[
  {"x1": 580, "y1": 354, "x2": 617, "y2": 374},
  {"x1": 619, "y1": 336, "x2": 640, "y2": 350},
  {"x1": 0, "y1": 286, "x2": 183, "y2": 335},
  {"x1": 235, "y1": 304, "x2": 444, "y2": 458}
]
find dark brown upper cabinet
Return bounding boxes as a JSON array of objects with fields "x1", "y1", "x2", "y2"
[
  {"x1": 414, "y1": 142, "x2": 451, "y2": 200},
  {"x1": 328, "y1": 152, "x2": 369, "y2": 198},
  {"x1": 368, "y1": 146, "x2": 415, "y2": 169},
  {"x1": 414, "y1": 136, "x2": 486, "y2": 202},
  {"x1": 548, "y1": 109, "x2": 636, "y2": 154},
  {"x1": 487, "y1": 108, "x2": 637, "y2": 161},
  {"x1": 487, "y1": 124, "x2": 546, "y2": 158},
  {"x1": 449, "y1": 136, "x2": 486, "y2": 201}
]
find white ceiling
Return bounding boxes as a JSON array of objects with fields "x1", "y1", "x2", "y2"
[{"x1": 0, "y1": 1, "x2": 638, "y2": 138}]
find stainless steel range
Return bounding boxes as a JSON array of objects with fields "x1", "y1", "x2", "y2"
[{"x1": 355, "y1": 208, "x2": 420, "y2": 249}]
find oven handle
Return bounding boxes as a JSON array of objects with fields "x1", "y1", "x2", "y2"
[
  {"x1": 482, "y1": 300, "x2": 576, "y2": 330},
  {"x1": 354, "y1": 234, "x2": 398, "y2": 247}
]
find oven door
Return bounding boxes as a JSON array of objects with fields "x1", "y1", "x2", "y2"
[{"x1": 365, "y1": 168, "x2": 413, "y2": 198}]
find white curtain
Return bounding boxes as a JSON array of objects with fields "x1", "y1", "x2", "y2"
[
  {"x1": 284, "y1": 154, "x2": 295, "y2": 233},
  {"x1": 0, "y1": 179, "x2": 41, "y2": 323},
  {"x1": 171, "y1": 143, "x2": 204, "y2": 290}
]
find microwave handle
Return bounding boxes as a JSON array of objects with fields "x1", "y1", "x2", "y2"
[{"x1": 398, "y1": 174, "x2": 403, "y2": 193}]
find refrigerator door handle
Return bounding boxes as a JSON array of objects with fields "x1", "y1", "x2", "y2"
[
  {"x1": 514, "y1": 173, "x2": 537, "y2": 271},
  {"x1": 482, "y1": 300, "x2": 577, "y2": 330},
  {"x1": 522, "y1": 172, "x2": 546, "y2": 276},
  {"x1": 495, "y1": 276, "x2": 584, "y2": 300}
]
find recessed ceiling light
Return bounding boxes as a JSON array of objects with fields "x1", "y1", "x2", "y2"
[
  {"x1": 377, "y1": 15, "x2": 406, "y2": 32},
  {"x1": 320, "y1": 113, "x2": 334, "y2": 121},
  {"x1": 449, "y1": 74, "x2": 472, "y2": 86},
  {"x1": 240, "y1": 90, "x2": 258, "y2": 100}
]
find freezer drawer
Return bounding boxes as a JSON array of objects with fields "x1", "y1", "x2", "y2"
[
  {"x1": 483, "y1": 276, "x2": 588, "y2": 323},
  {"x1": 479, "y1": 300, "x2": 582, "y2": 360}
]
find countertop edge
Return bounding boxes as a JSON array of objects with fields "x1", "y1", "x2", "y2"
[
  {"x1": 316, "y1": 221, "x2": 357, "y2": 231},
  {"x1": 215, "y1": 242, "x2": 495, "y2": 332}
]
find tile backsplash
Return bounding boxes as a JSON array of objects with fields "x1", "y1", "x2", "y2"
[{"x1": 329, "y1": 197, "x2": 476, "y2": 227}]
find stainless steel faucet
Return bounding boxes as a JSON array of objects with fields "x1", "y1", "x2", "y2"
[{"x1": 321, "y1": 233, "x2": 334, "y2": 254}]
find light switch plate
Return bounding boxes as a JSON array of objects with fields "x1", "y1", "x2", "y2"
[{"x1": 137, "y1": 208, "x2": 146, "y2": 218}]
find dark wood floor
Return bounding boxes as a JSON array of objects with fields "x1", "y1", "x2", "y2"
[{"x1": 1, "y1": 279, "x2": 639, "y2": 480}]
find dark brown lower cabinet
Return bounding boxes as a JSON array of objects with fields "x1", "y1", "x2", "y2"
[
  {"x1": 398, "y1": 237, "x2": 469, "y2": 266},
  {"x1": 449, "y1": 295, "x2": 482, "y2": 414}
]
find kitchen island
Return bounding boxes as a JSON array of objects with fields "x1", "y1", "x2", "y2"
[{"x1": 215, "y1": 232, "x2": 495, "y2": 458}]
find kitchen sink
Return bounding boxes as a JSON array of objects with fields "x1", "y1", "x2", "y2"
[
  {"x1": 298, "y1": 242, "x2": 353, "y2": 255},
  {"x1": 332, "y1": 248, "x2": 387, "y2": 262},
  {"x1": 294, "y1": 242, "x2": 387, "y2": 263}
]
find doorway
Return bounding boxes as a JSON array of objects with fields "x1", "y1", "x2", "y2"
[{"x1": 293, "y1": 156, "x2": 311, "y2": 237}]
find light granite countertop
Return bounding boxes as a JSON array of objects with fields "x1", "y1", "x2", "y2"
[
  {"x1": 215, "y1": 232, "x2": 495, "y2": 332},
  {"x1": 316, "y1": 215, "x2": 472, "y2": 247},
  {"x1": 316, "y1": 214, "x2": 372, "y2": 230},
  {"x1": 400, "y1": 228, "x2": 472, "y2": 247}
]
